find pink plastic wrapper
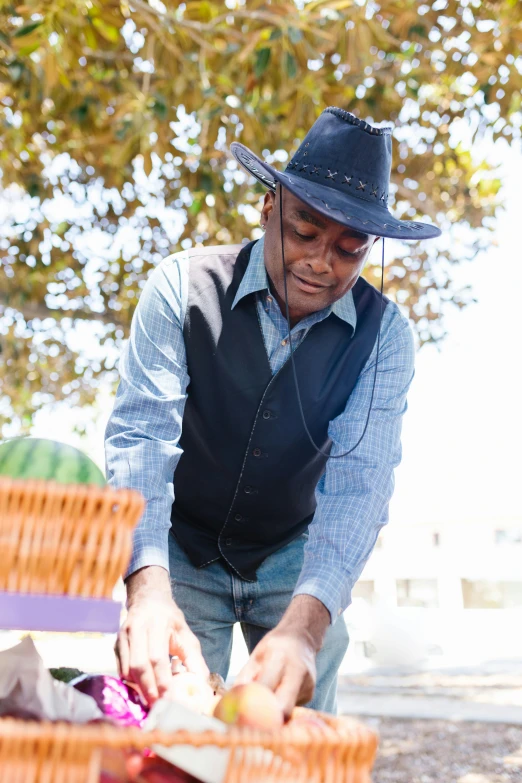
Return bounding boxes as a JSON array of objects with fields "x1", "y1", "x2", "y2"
[{"x1": 71, "y1": 675, "x2": 148, "y2": 727}]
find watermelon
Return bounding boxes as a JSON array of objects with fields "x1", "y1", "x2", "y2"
[{"x1": 0, "y1": 438, "x2": 106, "y2": 486}]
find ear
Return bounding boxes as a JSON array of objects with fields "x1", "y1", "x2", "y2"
[{"x1": 260, "y1": 190, "x2": 276, "y2": 228}]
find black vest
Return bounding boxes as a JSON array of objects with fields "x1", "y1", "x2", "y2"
[{"x1": 170, "y1": 242, "x2": 388, "y2": 580}]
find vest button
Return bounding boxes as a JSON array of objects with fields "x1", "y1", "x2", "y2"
[
  {"x1": 234, "y1": 514, "x2": 242, "y2": 522},
  {"x1": 244, "y1": 485, "x2": 255, "y2": 494},
  {"x1": 262, "y1": 410, "x2": 271, "y2": 420},
  {"x1": 225, "y1": 538, "x2": 232, "y2": 546},
  {"x1": 252, "y1": 448, "x2": 262, "y2": 457}
]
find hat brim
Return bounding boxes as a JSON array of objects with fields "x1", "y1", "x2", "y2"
[{"x1": 230, "y1": 141, "x2": 441, "y2": 241}]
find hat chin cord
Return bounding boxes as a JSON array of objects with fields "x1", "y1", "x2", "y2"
[{"x1": 278, "y1": 187, "x2": 384, "y2": 459}]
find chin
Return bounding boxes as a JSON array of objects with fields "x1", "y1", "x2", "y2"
[
  {"x1": 272, "y1": 281, "x2": 329, "y2": 322},
  {"x1": 294, "y1": 292, "x2": 329, "y2": 314}
]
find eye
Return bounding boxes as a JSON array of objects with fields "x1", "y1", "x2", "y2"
[
  {"x1": 293, "y1": 228, "x2": 315, "y2": 242},
  {"x1": 338, "y1": 247, "x2": 359, "y2": 259}
]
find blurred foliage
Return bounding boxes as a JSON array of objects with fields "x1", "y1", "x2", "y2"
[{"x1": 0, "y1": 0, "x2": 521, "y2": 431}]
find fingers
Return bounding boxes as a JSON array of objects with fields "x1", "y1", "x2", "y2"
[
  {"x1": 170, "y1": 656, "x2": 186, "y2": 675},
  {"x1": 171, "y1": 624, "x2": 210, "y2": 680},
  {"x1": 148, "y1": 622, "x2": 175, "y2": 698},
  {"x1": 234, "y1": 656, "x2": 261, "y2": 686},
  {"x1": 275, "y1": 668, "x2": 314, "y2": 720},
  {"x1": 127, "y1": 621, "x2": 159, "y2": 704},
  {"x1": 117, "y1": 601, "x2": 210, "y2": 706},
  {"x1": 236, "y1": 633, "x2": 316, "y2": 720},
  {"x1": 255, "y1": 654, "x2": 285, "y2": 693},
  {"x1": 254, "y1": 646, "x2": 308, "y2": 718},
  {"x1": 236, "y1": 645, "x2": 285, "y2": 691},
  {"x1": 115, "y1": 632, "x2": 129, "y2": 680}
]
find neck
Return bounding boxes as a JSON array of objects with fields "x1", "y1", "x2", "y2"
[
  {"x1": 268, "y1": 276, "x2": 303, "y2": 328},
  {"x1": 273, "y1": 290, "x2": 303, "y2": 328}
]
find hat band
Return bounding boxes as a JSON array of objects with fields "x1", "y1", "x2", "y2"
[
  {"x1": 286, "y1": 157, "x2": 388, "y2": 207},
  {"x1": 283, "y1": 173, "x2": 426, "y2": 233}
]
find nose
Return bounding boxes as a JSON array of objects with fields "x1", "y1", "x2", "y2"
[{"x1": 304, "y1": 242, "x2": 335, "y2": 275}]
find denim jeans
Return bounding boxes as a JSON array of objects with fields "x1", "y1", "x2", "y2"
[{"x1": 168, "y1": 532, "x2": 349, "y2": 713}]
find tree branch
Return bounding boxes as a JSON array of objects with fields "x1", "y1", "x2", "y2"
[
  {"x1": 394, "y1": 183, "x2": 439, "y2": 223},
  {"x1": 0, "y1": 296, "x2": 126, "y2": 329},
  {"x1": 82, "y1": 48, "x2": 136, "y2": 63},
  {"x1": 129, "y1": 0, "x2": 334, "y2": 42}
]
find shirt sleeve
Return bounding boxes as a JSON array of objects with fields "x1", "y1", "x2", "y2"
[
  {"x1": 104, "y1": 252, "x2": 189, "y2": 578},
  {"x1": 293, "y1": 302, "x2": 415, "y2": 623}
]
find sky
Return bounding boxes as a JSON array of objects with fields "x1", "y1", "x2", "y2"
[
  {"x1": 29, "y1": 144, "x2": 522, "y2": 529},
  {"x1": 390, "y1": 144, "x2": 522, "y2": 527}
]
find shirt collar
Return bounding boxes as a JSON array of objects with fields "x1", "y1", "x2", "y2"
[{"x1": 231, "y1": 235, "x2": 357, "y2": 332}]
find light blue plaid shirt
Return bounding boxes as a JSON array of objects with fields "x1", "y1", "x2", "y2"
[{"x1": 105, "y1": 237, "x2": 415, "y2": 622}]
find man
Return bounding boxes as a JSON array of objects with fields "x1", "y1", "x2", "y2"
[{"x1": 105, "y1": 107, "x2": 441, "y2": 717}]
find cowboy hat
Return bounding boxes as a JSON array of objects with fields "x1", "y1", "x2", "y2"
[{"x1": 230, "y1": 106, "x2": 441, "y2": 241}]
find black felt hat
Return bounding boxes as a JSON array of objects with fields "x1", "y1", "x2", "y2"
[{"x1": 230, "y1": 107, "x2": 441, "y2": 241}]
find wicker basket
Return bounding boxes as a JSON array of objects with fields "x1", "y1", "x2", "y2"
[
  {"x1": 0, "y1": 477, "x2": 378, "y2": 781},
  {"x1": 0, "y1": 478, "x2": 144, "y2": 598},
  {"x1": 0, "y1": 709, "x2": 378, "y2": 783}
]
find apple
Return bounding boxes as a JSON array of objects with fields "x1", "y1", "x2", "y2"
[
  {"x1": 164, "y1": 672, "x2": 216, "y2": 715},
  {"x1": 213, "y1": 682, "x2": 284, "y2": 730}
]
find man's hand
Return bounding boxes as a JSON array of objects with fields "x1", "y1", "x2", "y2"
[
  {"x1": 236, "y1": 595, "x2": 330, "y2": 719},
  {"x1": 115, "y1": 565, "x2": 209, "y2": 705}
]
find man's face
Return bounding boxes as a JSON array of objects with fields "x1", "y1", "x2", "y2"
[{"x1": 261, "y1": 187, "x2": 378, "y2": 325}]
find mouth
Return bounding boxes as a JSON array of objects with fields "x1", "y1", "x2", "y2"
[{"x1": 291, "y1": 271, "x2": 330, "y2": 294}]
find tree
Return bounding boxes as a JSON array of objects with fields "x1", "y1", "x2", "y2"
[{"x1": 0, "y1": 0, "x2": 520, "y2": 432}]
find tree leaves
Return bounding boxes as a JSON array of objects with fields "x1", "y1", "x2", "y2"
[
  {"x1": 254, "y1": 47, "x2": 271, "y2": 78},
  {"x1": 0, "y1": 0, "x2": 521, "y2": 429},
  {"x1": 285, "y1": 52, "x2": 297, "y2": 79},
  {"x1": 13, "y1": 21, "x2": 43, "y2": 38},
  {"x1": 91, "y1": 18, "x2": 120, "y2": 44}
]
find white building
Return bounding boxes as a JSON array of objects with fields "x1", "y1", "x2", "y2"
[
  {"x1": 341, "y1": 515, "x2": 522, "y2": 667},
  {"x1": 354, "y1": 515, "x2": 522, "y2": 610}
]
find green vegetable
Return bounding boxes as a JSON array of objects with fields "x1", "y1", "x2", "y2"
[{"x1": 49, "y1": 667, "x2": 85, "y2": 683}]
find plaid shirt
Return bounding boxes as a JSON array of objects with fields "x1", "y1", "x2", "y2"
[{"x1": 105, "y1": 237, "x2": 415, "y2": 622}]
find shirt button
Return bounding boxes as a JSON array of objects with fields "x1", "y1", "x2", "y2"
[
  {"x1": 281, "y1": 339, "x2": 287, "y2": 346},
  {"x1": 234, "y1": 513, "x2": 242, "y2": 522},
  {"x1": 225, "y1": 538, "x2": 232, "y2": 546},
  {"x1": 267, "y1": 295, "x2": 273, "y2": 303},
  {"x1": 262, "y1": 410, "x2": 271, "y2": 420},
  {"x1": 252, "y1": 448, "x2": 262, "y2": 457},
  {"x1": 338, "y1": 608, "x2": 343, "y2": 616}
]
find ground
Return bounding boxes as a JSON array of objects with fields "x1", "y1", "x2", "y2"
[
  {"x1": 337, "y1": 667, "x2": 522, "y2": 783},
  {"x1": 368, "y1": 718, "x2": 522, "y2": 783}
]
